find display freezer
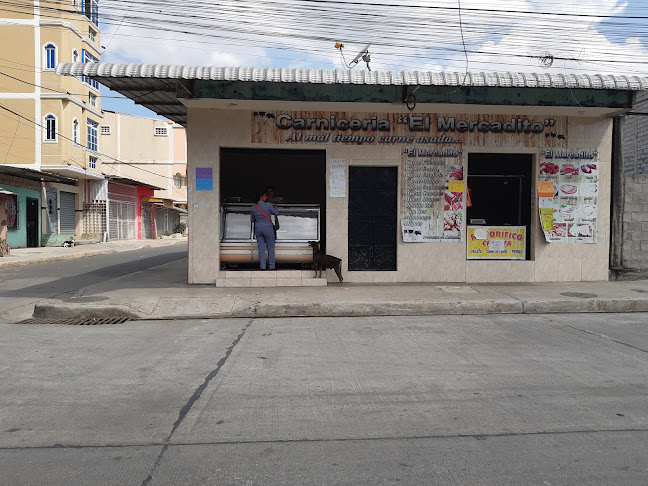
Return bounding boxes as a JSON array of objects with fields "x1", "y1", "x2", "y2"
[{"x1": 220, "y1": 203, "x2": 320, "y2": 264}]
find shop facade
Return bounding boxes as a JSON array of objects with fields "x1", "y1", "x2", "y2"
[
  {"x1": 56, "y1": 64, "x2": 647, "y2": 284},
  {"x1": 185, "y1": 108, "x2": 613, "y2": 284}
]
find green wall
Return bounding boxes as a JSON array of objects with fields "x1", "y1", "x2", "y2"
[{"x1": 3, "y1": 184, "x2": 41, "y2": 249}]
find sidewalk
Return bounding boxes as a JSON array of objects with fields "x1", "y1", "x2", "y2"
[
  {"x1": 30, "y1": 257, "x2": 648, "y2": 321},
  {"x1": 0, "y1": 237, "x2": 187, "y2": 269}
]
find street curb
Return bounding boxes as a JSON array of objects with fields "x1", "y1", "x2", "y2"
[
  {"x1": 31, "y1": 297, "x2": 648, "y2": 321},
  {"x1": 521, "y1": 298, "x2": 648, "y2": 314},
  {"x1": 33, "y1": 303, "x2": 141, "y2": 320},
  {"x1": 0, "y1": 249, "x2": 119, "y2": 269}
]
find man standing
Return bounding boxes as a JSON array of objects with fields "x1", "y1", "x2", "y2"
[{"x1": 250, "y1": 191, "x2": 279, "y2": 270}]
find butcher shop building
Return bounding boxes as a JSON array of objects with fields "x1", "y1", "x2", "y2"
[{"x1": 56, "y1": 64, "x2": 647, "y2": 285}]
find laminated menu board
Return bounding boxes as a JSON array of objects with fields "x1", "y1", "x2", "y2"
[
  {"x1": 538, "y1": 151, "x2": 599, "y2": 243},
  {"x1": 401, "y1": 153, "x2": 464, "y2": 242}
]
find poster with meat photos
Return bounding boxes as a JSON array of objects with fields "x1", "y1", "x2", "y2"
[
  {"x1": 538, "y1": 151, "x2": 599, "y2": 243},
  {"x1": 400, "y1": 154, "x2": 464, "y2": 243}
]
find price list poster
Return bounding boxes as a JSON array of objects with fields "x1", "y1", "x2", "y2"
[
  {"x1": 401, "y1": 147, "x2": 465, "y2": 243},
  {"x1": 538, "y1": 150, "x2": 599, "y2": 243}
]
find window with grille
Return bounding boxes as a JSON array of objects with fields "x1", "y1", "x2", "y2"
[
  {"x1": 81, "y1": 50, "x2": 99, "y2": 90},
  {"x1": 44, "y1": 44, "x2": 56, "y2": 69},
  {"x1": 88, "y1": 28, "x2": 96, "y2": 42},
  {"x1": 82, "y1": 0, "x2": 99, "y2": 27},
  {"x1": 89, "y1": 156, "x2": 97, "y2": 169},
  {"x1": 154, "y1": 127, "x2": 168, "y2": 136},
  {"x1": 44, "y1": 114, "x2": 57, "y2": 141},
  {"x1": 89, "y1": 93, "x2": 97, "y2": 106},
  {"x1": 87, "y1": 119, "x2": 98, "y2": 152},
  {"x1": 73, "y1": 118, "x2": 79, "y2": 143},
  {"x1": 101, "y1": 125, "x2": 111, "y2": 135}
]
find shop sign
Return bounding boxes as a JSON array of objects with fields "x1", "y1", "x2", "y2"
[
  {"x1": 538, "y1": 150, "x2": 599, "y2": 243},
  {"x1": 467, "y1": 226, "x2": 526, "y2": 259},
  {"x1": 252, "y1": 112, "x2": 567, "y2": 147}
]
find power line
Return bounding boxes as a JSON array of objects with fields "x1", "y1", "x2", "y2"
[{"x1": 0, "y1": 103, "x2": 180, "y2": 187}]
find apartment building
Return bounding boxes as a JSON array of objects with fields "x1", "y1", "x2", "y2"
[
  {"x1": 0, "y1": 0, "x2": 103, "y2": 247},
  {"x1": 99, "y1": 111, "x2": 187, "y2": 239},
  {"x1": 0, "y1": 1, "x2": 187, "y2": 248}
]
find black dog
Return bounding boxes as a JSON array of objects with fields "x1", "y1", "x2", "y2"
[{"x1": 308, "y1": 241, "x2": 343, "y2": 286}]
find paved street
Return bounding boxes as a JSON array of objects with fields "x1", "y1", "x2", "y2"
[
  {"x1": 1, "y1": 313, "x2": 647, "y2": 485},
  {"x1": 0, "y1": 243, "x2": 187, "y2": 324}
]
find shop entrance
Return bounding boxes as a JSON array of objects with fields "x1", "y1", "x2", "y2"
[
  {"x1": 348, "y1": 166, "x2": 398, "y2": 271},
  {"x1": 26, "y1": 197, "x2": 39, "y2": 247},
  {"x1": 220, "y1": 148, "x2": 326, "y2": 268},
  {"x1": 466, "y1": 154, "x2": 533, "y2": 259}
]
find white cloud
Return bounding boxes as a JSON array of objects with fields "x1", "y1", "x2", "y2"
[{"x1": 97, "y1": 0, "x2": 647, "y2": 76}]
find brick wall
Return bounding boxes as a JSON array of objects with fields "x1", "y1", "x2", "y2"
[{"x1": 622, "y1": 91, "x2": 648, "y2": 272}]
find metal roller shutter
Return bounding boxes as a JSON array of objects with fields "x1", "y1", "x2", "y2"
[{"x1": 60, "y1": 191, "x2": 76, "y2": 234}]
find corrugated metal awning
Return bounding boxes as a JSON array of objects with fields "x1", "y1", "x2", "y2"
[{"x1": 56, "y1": 63, "x2": 648, "y2": 126}]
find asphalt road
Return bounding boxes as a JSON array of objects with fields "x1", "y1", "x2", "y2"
[
  {"x1": 0, "y1": 244, "x2": 188, "y2": 323},
  {"x1": 1, "y1": 313, "x2": 647, "y2": 485}
]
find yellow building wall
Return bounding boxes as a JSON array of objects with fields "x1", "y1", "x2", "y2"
[
  {"x1": 0, "y1": 99, "x2": 36, "y2": 165},
  {"x1": 1, "y1": 0, "x2": 34, "y2": 19},
  {"x1": 0, "y1": 26, "x2": 35, "y2": 90}
]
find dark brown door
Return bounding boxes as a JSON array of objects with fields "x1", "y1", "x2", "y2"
[
  {"x1": 348, "y1": 167, "x2": 397, "y2": 271},
  {"x1": 26, "y1": 197, "x2": 39, "y2": 247}
]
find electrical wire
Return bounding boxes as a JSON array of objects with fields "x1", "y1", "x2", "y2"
[
  {"x1": 0, "y1": 103, "x2": 180, "y2": 189},
  {"x1": 1, "y1": 0, "x2": 646, "y2": 74}
]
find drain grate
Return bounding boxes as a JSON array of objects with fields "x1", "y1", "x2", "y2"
[
  {"x1": 19, "y1": 317, "x2": 130, "y2": 326},
  {"x1": 560, "y1": 292, "x2": 597, "y2": 299}
]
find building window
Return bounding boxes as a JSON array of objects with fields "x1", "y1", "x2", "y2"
[
  {"x1": 72, "y1": 118, "x2": 79, "y2": 143},
  {"x1": 82, "y1": 0, "x2": 99, "y2": 27},
  {"x1": 81, "y1": 50, "x2": 99, "y2": 90},
  {"x1": 89, "y1": 156, "x2": 97, "y2": 169},
  {"x1": 87, "y1": 119, "x2": 98, "y2": 152},
  {"x1": 89, "y1": 93, "x2": 97, "y2": 106},
  {"x1": 101, "y1": 125, "x2": 111, "y2": 135},
  {"x1": 88, "y1": 28, "x2": 96, "y2": 42},
  {"x1": 44, "y1": 44, "x2": 56, "y2": 69},
  {"x1": 72, "y1": 49, "x2": 79, "y2": 63},
  {"x1": 154, "y1": 127, "x2": 168, "y2": 136},
  {"x1": 174, "y1": 173, "x2": 186, "y2": 189},
  {"x1": 44, "y1": 114, "x2": 57, "y2": 141}
]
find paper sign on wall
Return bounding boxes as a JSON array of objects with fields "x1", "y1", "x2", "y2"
[
  {"x1": 329, "y1": 159, "x2": 346, "y2": 197},
  {"x1": 538, "y1": 181, "x2": 554, "y2": 198},
  {"x1": 538, "y1": 151, "x2": 598, "y2": 243},
  {"x1": 195, "y1": 168, "x2": 213, "y2": 191},
  {"x1": 467, "y1": 226, "x2": 526, "y2": 260}
]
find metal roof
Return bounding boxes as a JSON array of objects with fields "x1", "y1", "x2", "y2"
[
  {"x1": 56, "y1": 62, "x2": 648, "y2": 125},
  {"x1": 106, "y1": 176, "x2": 164, "y2": 191},
  {"x1": 0, "y1": 165, "x2": 78, "y2": 184},
  {"x1": 57, "y1": 63, "x2": 648, "y2": 89}
]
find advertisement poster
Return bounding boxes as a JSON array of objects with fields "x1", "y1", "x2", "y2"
[
  {"x1": 329, "y1": 159, "x2": 346, "y2": 197},
  {"x1": 5, "y1": 194, "x2": 17, "y2": 230},
  {"x1": 467, "y1": 226, "x2": 526, "y2": 259},
  {"x1": 401, "y1": 152, "x2": 464, "y2": 242},
  {"x1": 538, "y1": 150, "x2": 598, "y2": 243}
]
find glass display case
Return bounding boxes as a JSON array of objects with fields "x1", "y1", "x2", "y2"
[{"x1": 220, "y1": 203, "x2": 320, "y2": 264}]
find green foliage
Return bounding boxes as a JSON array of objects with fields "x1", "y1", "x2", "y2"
[{"x1": 173, "y1": 222, "x2": 187, "y2": 234}]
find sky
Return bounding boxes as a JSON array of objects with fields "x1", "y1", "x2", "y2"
[{"x1": 97, "y1": 0, "x2": 648, "y2": 118}]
